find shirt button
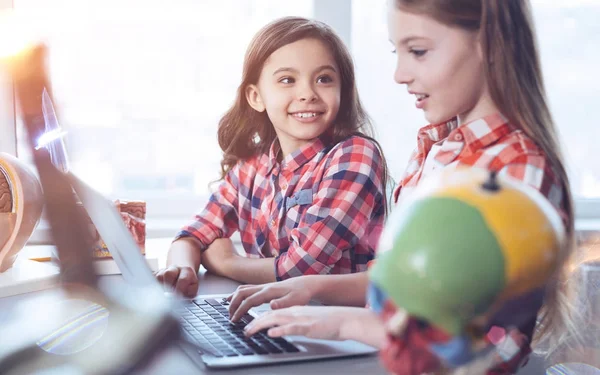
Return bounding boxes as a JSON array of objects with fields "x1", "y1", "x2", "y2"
[
  {"x1": 270, "y1": 219, "x2": 276, "y2": 226},
  {"x1": 281, "y1": 182, "x2": 288, "y2": 190},
  {"x1": 454, "y1": 133, "x2": 463, "y2": 141}
]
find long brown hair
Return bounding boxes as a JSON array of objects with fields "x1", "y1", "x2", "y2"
[
  {"x1": 217, "y1": 16, "x2": 388, "y2": 207},
  {"x1": 394, "y1": 0, "x2": 578, "y2": 354}
]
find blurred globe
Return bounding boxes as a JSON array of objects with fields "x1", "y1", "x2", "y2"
[{"x1": 369, "y1": 168, "x2": 565, "y2": 336}]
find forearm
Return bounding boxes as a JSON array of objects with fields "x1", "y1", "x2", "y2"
[
  {"x1": 203, "y1": 239, "x2": 277, "y2": 284},
  {"x1": 339, "y1": 307, "x2": 387, "y2": 348},
  {"x1": 311, "y1": 272, "x2": 369, "y2": 306},
  {"x1": 167, "y1": 237, "x2": 202, "y2": 271},
  {"x1": 225, "y1": 257, "x2": 277, "y2": 285}
]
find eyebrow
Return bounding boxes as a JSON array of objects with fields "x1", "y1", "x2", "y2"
[
  {"x1": 272, "y1": 65, "x2": 337, "y2": 76},
  {"x1": 396, "y1": 36, "x2": 429, "y2": 45}
]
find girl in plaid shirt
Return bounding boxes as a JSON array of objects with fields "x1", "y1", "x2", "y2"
[
  {"x1": 232, "y1": 1, "x2": 580, "y2": 374},
  {"x1": 156, "y1": 17, "x2": 388, "y2": 297}
]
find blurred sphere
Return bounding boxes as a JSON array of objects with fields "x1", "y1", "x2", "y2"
[{"x1": 369, "y1": 168, "x2": 565, "y2": 336}]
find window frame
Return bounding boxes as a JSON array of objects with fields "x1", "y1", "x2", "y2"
[{"x1": 1, "y1": 0, "x2": 599, "y2": 244}]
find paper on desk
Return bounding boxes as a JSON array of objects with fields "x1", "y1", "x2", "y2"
[
  {"x1": 0, "y1": 258, "x2": 60, "y2": 298},
  {"x1": 93, "y1": 257, "x2": 159, "y2": 276}
]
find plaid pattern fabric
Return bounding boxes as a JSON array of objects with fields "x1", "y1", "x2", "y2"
[
  {"x1": 394, "y1": 113, "x2": 565, "y2": 220},
  {"x1": 385, "y1": 113, "x2": 567, "y2": 374},
  {"x1": 175, "y1": 135, "x2": 385, "y2": 280}
]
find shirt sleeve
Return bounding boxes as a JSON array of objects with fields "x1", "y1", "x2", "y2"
[
  {"x1": 173, "y1": 163, "x2": 242, "y2": 251},
  {"x1": 274, "y1": 137, "x2": 385, "y2": 280}
]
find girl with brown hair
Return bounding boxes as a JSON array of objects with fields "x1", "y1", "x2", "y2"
[{"x1": 156, "y1": 17, "x2": 388, "y2": 297}]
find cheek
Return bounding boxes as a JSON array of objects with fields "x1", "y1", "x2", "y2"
[
  {"x1": 425, "y1": 55, "x2": 455, "y2": 91},
  {"x1": 321, "y1": 87, "x2": 341, "y2": 112},
  {"x1": 263, "y1": 94, "x2": 289, "y2": 115},
  {"x1": 445, "y1": 50, "x2": 483, "y2": 93},
  {"x1": 428, "y1": 54, "x2": 478, "y2": 107}
]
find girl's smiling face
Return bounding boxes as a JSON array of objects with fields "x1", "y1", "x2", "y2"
[
  {"x1": 387, "y1": 2, "x2": 498, "y2": 125},
  {"x1": 246, "y1": 38, "x2": 341, "y2": 158}
]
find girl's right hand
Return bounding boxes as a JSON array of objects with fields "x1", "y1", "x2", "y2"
[
  {"x1": 155, "y1": 265, "x2": 199, "y2": 298},
  {"x1": 227, "y1": 276, "x2": 319, "y2": 322}
]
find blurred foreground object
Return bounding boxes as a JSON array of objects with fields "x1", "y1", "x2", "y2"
[
  {"x1": 0, "y1": 14, "x2": 179, "y2": 373},
  {"x1": 0, "y1": 153, "x2": 44, "y2": 272},
  {"x1": 368, "y1": 168, "x2": 565, "y2": 374}
]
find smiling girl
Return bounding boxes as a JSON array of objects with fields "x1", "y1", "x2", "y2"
[{"x1": 156, "y1": 17, "x2": 388, "y2": 297}]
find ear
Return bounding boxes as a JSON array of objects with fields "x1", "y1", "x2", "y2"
[{"x1": 245, "y1": 84, "x2": 266, "y2": 113}]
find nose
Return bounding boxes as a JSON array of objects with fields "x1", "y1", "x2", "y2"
[
  {"x1": 394, "y1": 59, "x2": 413, "y2": 85},
  {"x1": 298, "y1": 82, "x2": 318, "y2": 102}
]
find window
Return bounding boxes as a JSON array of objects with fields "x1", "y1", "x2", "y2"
[
  {"x1": 2, "y1": 0, "x2": 600, "y2": 242},
  {"x1": 352, "y1": 0, "x2": 600, "y2": 221},
  {"x1": 10, "y1": 0, "x2": 313, "y2": 231}
]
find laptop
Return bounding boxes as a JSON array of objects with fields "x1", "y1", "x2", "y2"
[{"x1": 68, "y1": 173, "x2": 378, "y2": 369}]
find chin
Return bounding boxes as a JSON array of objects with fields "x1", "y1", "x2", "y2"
[
  {"x1": 424, "y1": 110, "x2": 454, "y2": 125},
  {"x1": 293, "y1": 128, "x2": 329, "y2": 141},
  {"x1": 294, "y1": 133, "x2": 323, "y2": 143}
]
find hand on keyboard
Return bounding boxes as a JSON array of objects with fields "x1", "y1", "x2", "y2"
[
  {"x1": 227, "y1": 277, "x2": 317, "y2": 322},
  {"x1": 244, "y1": 306, "x2": 350, "y2": 341},
  {"x1": 179, "y1": 298, "x2": 300, "y2": 357}
]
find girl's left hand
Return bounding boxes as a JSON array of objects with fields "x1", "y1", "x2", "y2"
[{"x1": 244, "y1": 306, "x2": 351, "y2": 341}]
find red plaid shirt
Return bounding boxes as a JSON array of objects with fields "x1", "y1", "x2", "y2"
[
  {"x1": 176, "y1": 135, "x2": 385, "y2": 280},
  {"x1": 388, "y1": 113, "x2": 567, "y2": 374}
]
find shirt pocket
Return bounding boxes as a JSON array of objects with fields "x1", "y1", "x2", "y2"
[{"x1": 283, "y1": 189, "x2": 313, "y2": 229}]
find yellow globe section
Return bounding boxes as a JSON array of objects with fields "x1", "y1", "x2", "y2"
[{"x1": 423, "y1": 169, "x2": 564, "y2": 298}]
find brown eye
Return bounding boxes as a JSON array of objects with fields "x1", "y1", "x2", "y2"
[
  {"x1": 317, "y1": 75, "x2": 333, "y2": 84},
  {"x1": 279, "y1": 77, "x2": 294, "y2": 84},
  {"x1": 409, "y1": 49, "x2": 427, "y2": 57}
]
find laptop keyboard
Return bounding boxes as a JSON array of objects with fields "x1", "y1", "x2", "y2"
[{"x1": 178, "y1": 298, "x2": 300, "y2": 358}]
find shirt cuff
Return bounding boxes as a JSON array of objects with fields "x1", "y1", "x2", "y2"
[
  {"x1": 173, "y1": 231, "x2": 209, "y2": 252},
  {"x1": 273, "y1": 253, "x2": 284, "y2": 281}
]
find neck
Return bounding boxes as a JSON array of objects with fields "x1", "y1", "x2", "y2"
[{"x1": 457, "y1": 90, "x2": 500, "y2": 126}]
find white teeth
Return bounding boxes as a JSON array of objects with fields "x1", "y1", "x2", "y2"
[
  {"x1": 293, "y1": 112, "x2": 318, "y2": 118},
  {"x1": 415, "y1": 94, "x2": 429, "y2": 100}
]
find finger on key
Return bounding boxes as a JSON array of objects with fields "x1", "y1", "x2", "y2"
[
  {"x1": 228, "y1": 286, "x2": 260, "y2": 320},
  {"x1": 244, "y1": 311, "x2": 291, "y2": 337},
  {"x1": 266, "y1": 324, "x2": 305, "y2": 338},
  {"x1": 225, "y1": 284, "x2": 255, "y2": 302},
  {"x1": 231, "y1": 289, "x2": 273, "y2": 322}
]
